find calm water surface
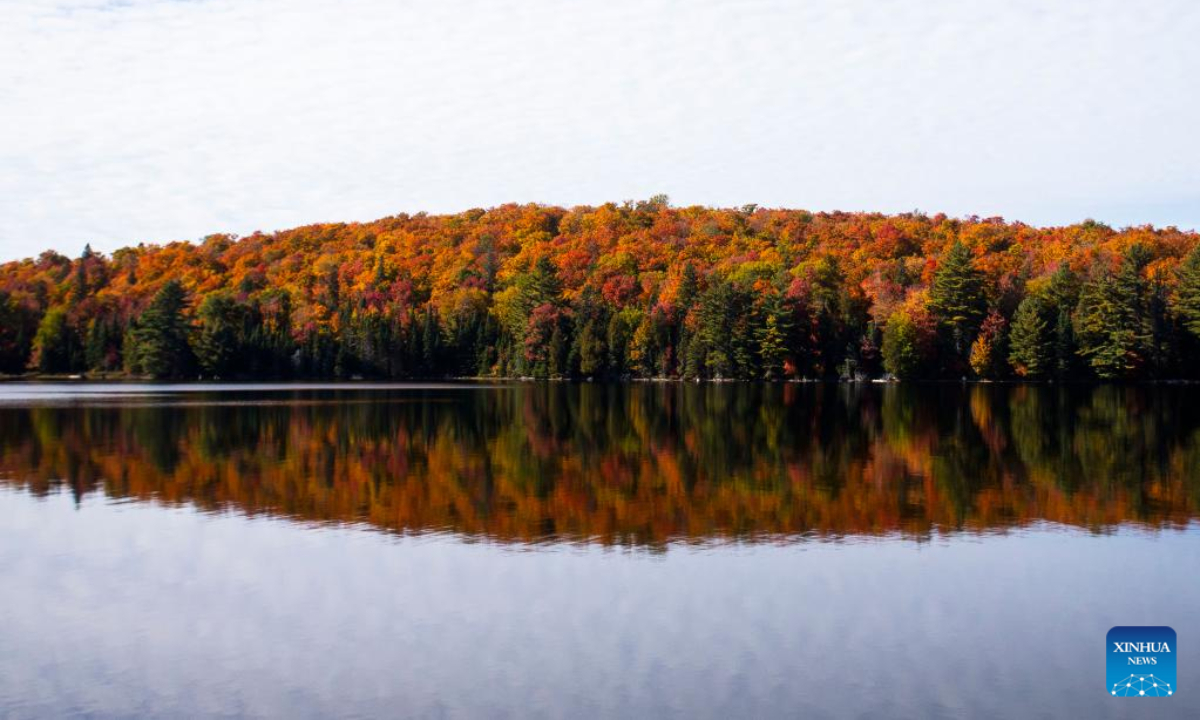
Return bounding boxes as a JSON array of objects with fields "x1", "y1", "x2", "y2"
[{"x1": 0, "y1": 382, "x2": 1197, "y2": 718}]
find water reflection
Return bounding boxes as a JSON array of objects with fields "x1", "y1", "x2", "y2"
[{"x1": 1, "y1": 383, "x2": 1197, "y2": 544}]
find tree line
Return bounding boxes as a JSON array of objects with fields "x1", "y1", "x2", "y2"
[{"x1": 2, "y1": 199, "x2": 1200, "y2": 381}]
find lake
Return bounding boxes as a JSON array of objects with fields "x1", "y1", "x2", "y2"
[{"x1": 0, "y1": 382, "x2": 1196, "y2": 718}]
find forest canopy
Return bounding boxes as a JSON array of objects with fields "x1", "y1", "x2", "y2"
[{"x1": 3, "y1": 199, "x2": 1200, "y2": 381}]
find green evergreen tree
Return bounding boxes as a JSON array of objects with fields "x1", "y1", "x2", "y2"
[
  {"x1": 757, "y1": 312, "x2": 788, "y2": 379},
  {"x1": 127, "y1": 280, "x2": 194, "y2": 378},
  {"x1": 577, "y1": 319, "x2": 606, "y2": 377},
  {"x1": 0, "y1": 291, "x2": 35, "y2": 374},
  {"x1": 810, "y1": 256, "x2": 849, "y2": 377},
  {"x1": 629, "y1": 313, "x2": 660, "y2": 376},
  {"x1": 1074, "y1": 247, "x2": 1152, "y2": 379},
  {"x1": 547, "y1": 323, "x2": 566, "y2": 377},
  {"x1": 1008, "y1": 296, "x2": 1051, "y2": 378},
  {"x1": 530, "y1": 256, "x2": 562, "y2": 305},
  {"x1": 681, "y1": 325, "x2": 705, "y2": 379},
  {"x1": 1045, "y1": 265, "x2": 1080, "y2": 311},
  {"x1": 697, "y1": 280, "x2": 735, "y2": 377},
  {"x1": 1054, "y1": 308, "x2": 1076, "y2": 379},
  {"x1": 606, "y1": 309, "x2": 638, "y2": 376},
  {"x1": 72, "y1": 254, "x2": 89, "y2": 304},
  {"x1": 1174, "y1": 245, "x2": 1200, "y2": 338},
  {"x1": 194, "y1": 292, "x2": 240, "y2": 378},
  {"x1": 84, "y1": 316, "x2": 122, "y2": 372},
  {"x1": 85, "y1": 317, "x2": 105, "y2": 371},
  {"x1": 929, "y1": 241, "x2": 986, "y2": 366},
  {"x1": 676, "y1": 262, "x2": 698, "y2": 307},
  {"x1": 672, "y1": 262, "x2": 699, "y2": 374},
  {"x1": 1044, "y1": 266, "x2": 1080, "y2": 379},
  {"x1": 1148, "y1": 274, "x2": 1176, "y2": 377},
  {"x1": 422, "y1": 306, "x2": 440, "y2": 374}
]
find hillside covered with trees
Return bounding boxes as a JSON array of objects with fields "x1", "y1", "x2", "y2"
[{"x1": 3, "y1": 198, "x2": 1200, "y2": 381}]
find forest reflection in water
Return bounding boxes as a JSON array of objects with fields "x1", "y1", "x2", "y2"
[{"x1": 0, "y1": 382, "x2": 1197, "y2": 545}]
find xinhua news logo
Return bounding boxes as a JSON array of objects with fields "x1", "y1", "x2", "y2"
[{"x1": 1108, "y1": 626, "x2": 1176, "y2": 698}]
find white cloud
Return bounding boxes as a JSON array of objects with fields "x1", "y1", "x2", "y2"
[{"x1": 1, "y1": 0, "x2": 1198, "y2": 259}]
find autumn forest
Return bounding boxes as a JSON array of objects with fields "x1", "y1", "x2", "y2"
[{"x1": 4, "y1": 198, "x2": 1200, "y2": 381}]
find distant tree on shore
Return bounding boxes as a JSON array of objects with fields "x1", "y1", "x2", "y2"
[
  {"x1": 1008, "y1": 296, "x2": 1050, "y2": 379},
  {"x1": 125, "y1": 280, "x2": 194, "y2": 378}
]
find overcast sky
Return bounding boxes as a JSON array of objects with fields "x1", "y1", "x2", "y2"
[{"x1": 1, "y1": 0, "x2": 1198, "y2": 261}]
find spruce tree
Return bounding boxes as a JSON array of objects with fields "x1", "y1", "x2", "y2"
[
  {"x1": 810, "y1": 256, "x2": 847, "y2": 377},
  {"x1": 195, "y1": 292, "x2": 239, "y2": 378},
  {"x1": 929, "y1": 241, "x2": 985, "y2": 367},
  {"x1": 757, "y1": 312, "x2": 788, "y2": 379},
  {"x1": 127, "y1": 280, "x2": 194, "y2": 379},
  {"x1": 673, "y1": 262, "x2": 699, "y2": 374},
  {"x1": 1074, "y1": 248, "x2": 1152, "y2": 379},
  {"x1": 607, "y1": 310, "x2": 636, "y2": 375},
  {"x1": 422, "y1": 307, "x2": 440, "y2": 373},
  {"x1": 697, "y1": 280, "x2": 734, "y2": 378},
  {"x1": 72, "y1": 255, "x2": 89, "y2": 304},
  {"x1": 577, "y1": 319, "x2": 605, "y2": 377},
  {"x1": 1174, "y1": 245, "x2": 1200, "y2": 338},
  {"x1": 1008, "y1": 296, "x2": 1051, "y2": 378},
  {"x1": 1045, "y1": 266, "x2": 1080, "y2": 379},
  {"x1": 84, "y1": 316, "x2": 120, "y2": 372},
  {"x1": 547, "y1": 323, "x2": 566, "y2": 377},
  {"x1": 1054, "y1": 308, "x2": 1076, "y2": 379},
  {"x1": 629, "y1": 313, "x2": 660, "y2": 377}
]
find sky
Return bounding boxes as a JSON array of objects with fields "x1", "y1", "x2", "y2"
[{"x1": 1, "y1": 0, "x2": 1198, "y2": 261}]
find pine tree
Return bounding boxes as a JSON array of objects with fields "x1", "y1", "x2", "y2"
[
  {"x1": 1054, "y1": 308, "x2": 1076, "y2": 379},
  {"x1": 194, "y1": 292, "x2": 239, "y2": 378},
  {"x1": 683, "y1": 329, "x2": 705, "y2": 379},
  {"x1": 673, "y1": 262, "x2": 699, "y2": 375},
  {"x1": 1008, "y1": 296, "x2": 1051, "y2": 378},
  {"x1": 0, "y1": 291, "x2": 34, "y2": 374},
  {"x1": 1174, "y1": 245, "x2": 1200, "y2": 338},
  {"x1": 1045, "y1": 265, "x2": 1080, "y2": 312},
  {"x1": 629, "y1": 313, "x2": 659, "y2": 376},
  {"x1": 1044, "y1": 266, "x2": 1080, "y2": 379},
  {"x1": 528, "y1": 256, "x2": 562, "y2": 307},
  {"x1": 577, "y1": 319, "x2": 606, "y2": 377},
  {"x1": 676, "y1": 262, "x2": 698, "y2": 308},
  {"x1": 929, "y1": 241, "x2": 986, "y2": 366},
  {"x1": 607, "y1": 309, "x2": 637, "y2": 376},
  {"x1": 84, "y1": 316, "x2": 121, "y2": 372},
  {"x1": 547, "y1": 323, "x2": 566, "y2": 377},
  {"x1": 1074, "y1": 248, "x2": 1152, "y2": 379},
  {"x1": 72, "y1": 252, "x2": 89, "y2": 304},
  {"x1": 757, "y1": 312, "x2": 788, "y2": 379},
  {"x1": 697, "y1": 280, "x2": 734, "y2": 377},
  {"x1": 809, "y1": 256, "x2": 848, "y2": 377},
  {"x1": 1148, "y1": 274, "x2": 1176, "y2": 377},
  {"x1": 422, "y1": 306, "x2": 440, "y2": 374},
  {"x1": 127, "y1": 280, "x2": 194, "y2": 378}
]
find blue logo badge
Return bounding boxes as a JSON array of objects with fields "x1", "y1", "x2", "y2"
[{"x1": 1108, "y1": 626, "x2": 1176, "y2": 697}]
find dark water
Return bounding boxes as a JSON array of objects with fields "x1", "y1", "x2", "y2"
[{"x1": 0, "y1": 382, "x2": 1197, "y2": 718}]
